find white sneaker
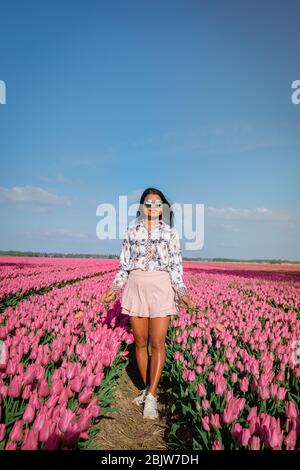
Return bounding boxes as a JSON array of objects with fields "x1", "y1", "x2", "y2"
[
  {"x1": 143, "y1": 392, "x2": 158, "y2": 419},
  {"x1": 132, "y1": 386, "x2": 149, "y2": 406}
]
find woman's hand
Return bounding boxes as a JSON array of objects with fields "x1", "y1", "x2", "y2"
[
  {"x1": 178, "y1": 294, "x2": 196, "y2": 310},
  {"x1": 74, "y1": 288, "x2": 117, "y2": 320},
  {"x1": 74, "y1": 310, "x2": 84, "y2": 320},
  {"x1": 101, "y1": 287, "x2": 117, "y2": 305}
]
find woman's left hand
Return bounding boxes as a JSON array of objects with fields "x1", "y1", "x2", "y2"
[{"x1": 178, "y1": 294, "x2": 196, "y2": 310}]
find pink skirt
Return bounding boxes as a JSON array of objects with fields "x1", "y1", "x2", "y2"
[{"x1": 121, "y1": 269, "x2": 178, "y2": 318}]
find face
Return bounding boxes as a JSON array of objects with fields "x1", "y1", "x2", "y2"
[{"x1": 142, "y1": 193, "x2": 163, "y2": 220}]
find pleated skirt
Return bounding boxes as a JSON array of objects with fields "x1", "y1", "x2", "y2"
[{"x1": 121, "y1": 269, "x2": 178, "y2": 318}]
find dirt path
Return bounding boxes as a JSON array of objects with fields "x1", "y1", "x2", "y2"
[
  {"x1": 93, "y1": 342, "x2": 172, "y2": 450},
  {"x1": 93, "y1": 343, "x2": 173, "y2": 450}
]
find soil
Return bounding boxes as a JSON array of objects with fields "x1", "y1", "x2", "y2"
[{"x1": 92, "y1": 342, "x2": 173, "y2": 450}]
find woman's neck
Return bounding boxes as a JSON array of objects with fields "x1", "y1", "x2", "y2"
[{"x1": 145, "y1": 218, "x2": 160, "y2": 231}]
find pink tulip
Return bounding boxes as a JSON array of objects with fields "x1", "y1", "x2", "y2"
[
  {"x1": 39, "y1": 417, "x2": 53, "y2": 442},
  {"x1": 6, "y1": 358, "x2": 18, "y2": 375},
  {"x1": 197, "y1": 383, "x2": 207, "y2": 397},
  {"x1": 276, "y1": 387, "x2": 287, "y2": 400},
  {"x1": 38, "y1": 379, "x2": 50, "y2": 398},
  {"x1": 231, "y1": 373, "x2": 238, "y2": 384},
  {"x1": 51, "y1": 378, "x2": 63, "y2": 395},
  {"x1": 93, "y1": 372, "x2": 104, "y2": 387},
  {"x1": 215, "y1": 376, "x2": 227, "y2": 395},
  {"x1": 77, "y1": 410, "x2": 91, "y2": 432},
  {"x1": 5, "y1": 441, "x2": 17, "y2": 450},
  {"x1": 23, "y1": 365, "x2": 36, "y2": 385},
  {"x1": 210, "y1": 413, "x2": 221, "y2": 429},
  {"x1": 201, "y1": 416, "x2": 210, "y2": 432},
  {"x1": 285, "y1": 401, "x2": 298, "y2": 419},
  {"x1": 241, "y1": 428, "x2": 251, "y2": 447},
  {"x1": 66, "y1": 362, "x2": 77, "y2": 380},
  {"x1": 79, "y1": 431, "x2": 89, "y2": 440},
  {"x1": 202, "y1": 399, "x2": 210, "y2": 411},
  {"x1": 9, "y1": 420, "x2": 23, "y2": 442},
  {"x1": 212, "y1": 439, "x2": 223, "y2": 450},
  {"x1": 0, "y1": 423, "x2": 6, "y2": 441},
  {"x1": 240, "y1": 377, "x2": 249, "y2": 392},
  {"x1": 0, "y1": 384, "x2": 8, "y2": 399},
  {"x1": 78, "y1": 388, "x2": 93, "y2": 404},
  {"x1": 249, "y1": 436, "x2": 260, "y2": 450},
  {"x1": 268, "y1": 427, "x2": 283, "y2": 449},
  {"x1": 226, "y1": 390, "x2": 234, "y2": 402},
  {"x1": 247, "y1": 407, "x2": 257, "y2": 422},
  {"x1": 43, "y1": 425, "x2": 61, "y2": 450},
  {"x1": 284, "y1": 428, "x2": 297, "y2": 450},
  {"x1": 21, "y1": 428, "x2": 38, "y2": 450},
  {"x1": 87, "y1": 398, "x2": 100, "y2": 418},
  {"x1": 58, "y1": 409, "x2": 75, "y2": 434},
  {"x1": 58, "y1": 388, "x2": 69, "y2": 405},
  {"x1": 32, "y1": 412, "x2": 46, "y2": 434},
  {"x1": 258, "y1": 385, "x2": 270, "y2": 400},
  {"x1": 63, "y1": 423, "x2": 81, "y2": 447},
  {"x1": 275, "y1": 368, "x2": 285, "y2": 382},
  {"x1": 23, "y1": 403, "x2": 35, "y2": 423},
  {"x1": 8, "y1": 376, "x2": 22, "y2": 398},
  {"x1": 270, "y1": 383, "x2": 278, "y2": 397},
  {"x1": 29, "y1": 392, "x2": 41, "y2": 410},
  {"x1": 22, "y1": 384, "x2": 31, "y2": 400},
  {"x1": 222, "y1": 397, "x2": 245, "y2": 424},
  {"x1": 231, "y1": 422, "x2": 242, "y2": 441},
  {"x1": 70, "y1": 376, "x2": 82, "y2": 393}
]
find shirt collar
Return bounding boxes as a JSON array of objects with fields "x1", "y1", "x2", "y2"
[{"x1": 140, "y1": 218, "x2": 163, "y2": 230}]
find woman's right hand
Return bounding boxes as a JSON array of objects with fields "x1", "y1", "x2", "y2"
[{"x1": 101, "y1": 287, "x2": 117, "y2": 305}]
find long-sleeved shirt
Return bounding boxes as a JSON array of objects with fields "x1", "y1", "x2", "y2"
[{"x1": 110, "y1": 217, "x2": 188, "y2": 298}]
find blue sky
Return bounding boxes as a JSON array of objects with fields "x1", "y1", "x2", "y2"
[{"x1": 0, "y1": 0, "x2": 299, "y2": 260}]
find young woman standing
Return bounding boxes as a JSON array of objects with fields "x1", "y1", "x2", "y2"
[{"x1": 101, "y1": 188, "x2": 195, "y2": 419}]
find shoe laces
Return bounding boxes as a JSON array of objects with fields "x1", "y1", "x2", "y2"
[{"x1": 145, "y1": 392, "x2": 157, "y2": 402}]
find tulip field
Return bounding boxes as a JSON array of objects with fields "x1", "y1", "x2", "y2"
[
  {"x1": 0, "y1": 257, "x2": 299, "y2": 450},
  {"x1": 163, "y1": 262, "x2": 300, "y2": 450},
  {"x1": 0, "y1": 256, "x2": 134, "y2": 450}
]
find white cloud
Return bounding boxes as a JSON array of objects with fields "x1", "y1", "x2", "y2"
[
  {"x1": 19, "y1": 228, "x2": 92, "y2": 240},
  {"x1": 37, "y1": 172, "x2": 83, "y2": 185},
  {"x1": 42, "y1": 228, "x2": 90, "y2": 239},
  {"x1": 0, "y1": 185, "x2": 74, "y2": 208},
  {"x1": 206, "y1": 206, "x2": 300, "y2": 222},
  {"x1": 125, "y1": 121, "x2": 300, "y2": 156}
]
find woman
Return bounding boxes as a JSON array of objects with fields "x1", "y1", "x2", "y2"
[{"x1": 101, "y1": 187, "x2": 195, "y2": 420}]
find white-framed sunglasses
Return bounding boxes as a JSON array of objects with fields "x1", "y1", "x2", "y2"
[{"x1": 144, "y1": 199, "x2": 162, "y2": 208}]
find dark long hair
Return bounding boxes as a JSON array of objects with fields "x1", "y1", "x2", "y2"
[{"x1": 135, "y1": 187, "x2": 175, "y2": 228}]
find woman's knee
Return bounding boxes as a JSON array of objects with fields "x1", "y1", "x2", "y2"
[
  {"x1": 150, "y1": 337, "x2": 166, "y2": 350},
  {"x1": 135, "y1": 335, "x2": 148, "y2": 349}
]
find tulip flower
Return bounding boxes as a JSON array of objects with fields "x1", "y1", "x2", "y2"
[
  {"x1": 9, "y1": 420, "x2": 23, "y2": 442},
  {"x1": 212, "y1": 439, "x2": 223, "y2": 450},
  {"x1": 285, "y1": 401, "x2": 298, "y2": 419},
  {"x1": 23, "y1": 403, "x2": 35, "y2": 423},
  {"x1": 21, "y1": 429, "x2": 38, "y2": 450},
  {"x1": 8, "y1": 376, "x2": 22, "y2": 398},
  {"x1": 249, "y1": 436, "x2": 260, "y2": 450},
  {"x1": 201, "y1": 416, "x2": 210, "y2": 432},
  {"x1": 0, "y1": 423, "x2": 6, "y2": 441}
]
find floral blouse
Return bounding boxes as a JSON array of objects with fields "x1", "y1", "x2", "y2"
[{"x1": 110, "y1": 218, "x2": 188, "y2": 299}]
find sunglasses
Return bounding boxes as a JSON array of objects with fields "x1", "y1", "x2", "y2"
[{"x1": 144, "y1": 199, "x2": 162, "y2": 208}]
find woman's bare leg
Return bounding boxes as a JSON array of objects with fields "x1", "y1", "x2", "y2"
[
  {"x1": 148, "y1": 316, "x2": 170, "y2": 397},
  {"x1": 130, "y1": 316, "x2": 150, "y2": 387}
]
